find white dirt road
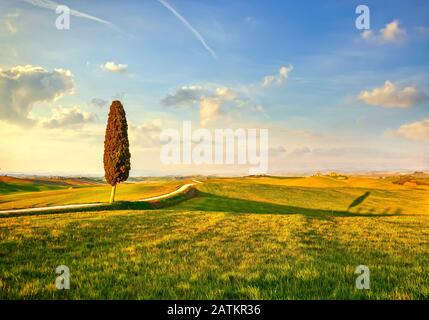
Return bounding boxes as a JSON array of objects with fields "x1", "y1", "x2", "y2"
[{"x1": 0, "y1": 180, "x2": 202, "y2": 215}]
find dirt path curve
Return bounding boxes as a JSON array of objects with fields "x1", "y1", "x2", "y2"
[
  {"x1": 0, "y1": 180, "x2": 203, "y2": 215},
  {"x1": 138, "y1": 180, "x2": 202, "y2": 202}
]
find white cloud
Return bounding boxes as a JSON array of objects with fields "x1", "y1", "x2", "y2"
[
  {"x1": 129, "y1": 119, "x2": 163, "y2": 149},
  {"x1": 358, "y1": 81, "x2": 427, "y2": 108},
  {"x1": 161, "y1": 84, "x2": 256, "y2": 126},
  {"x1": 269, "y1": 145, "x2": 286, "y2": 156},
  {"x1": 380, "y1": 20, "x2": 406, "y2": 42},
  {"x1": 89, "y1": 98, "x2": 109, "y2": 109},
  {"x1": 5, "y1": 20, "x2": 17, "y2": 33},
  {"x1": 290, "y1": 146, "x2": 312, "y2": 156},
  {"x1": 0, "y1": 65, "x2": 74, "y2": 126},
  {"x1": 161, "y1": 85, "x2": 203, "y2": 107},
  {"x1": 162, "y1": 65, "x2": 294, "y2": 124},
  {"x1": 253, "y1": 105, "x2": 267, "y2": 114},
  {"x1": 4, "y1": 10, "x2": 20, "y2": 34},
  {"x1": 7, "y1": 11, "x2": 21, "y2": 18},
  {"x1": 215, "y1": 87, "x2": 236, "y2": 100},
  {"x1": 261, "y1": 65, "x2": 293, "y2": 87},
  {"x1": 102, "y1": 61, "x2": 128, "y2": 74},
  {"x1": 200, "y1": 97, "x2": 222, "y2": 126},
  {"x1": 362, "y1": 20, "x2": 406, "y2": 43},
  {"x1": 389, "y1": 118, "x2": 429, "y2": 141},
  {"x1": 43, "y1": 106, "x2": 97, "y2": 128},
  {"x1": 361, "y1": 30, "x2": 373, "y2": 40}
]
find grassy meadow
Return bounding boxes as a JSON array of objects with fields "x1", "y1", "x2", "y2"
[
  {"x1": 0, "y1": 175, "x2": 428, "y2": 299},
  {"x1": 0, "y1": 176, "x2": 184, "y2": 210}
]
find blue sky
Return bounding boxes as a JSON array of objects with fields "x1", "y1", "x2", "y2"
[{"x1": 0, "y1": 0, "x2": 428, "y2": 175}]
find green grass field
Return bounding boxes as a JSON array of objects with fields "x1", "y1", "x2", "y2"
[
  {"x1": 0, "y1": 177, "x2": 184, "y2": 210},
  {"x1": 0, "y1": 175, "x2": 428, "y2": 299}
]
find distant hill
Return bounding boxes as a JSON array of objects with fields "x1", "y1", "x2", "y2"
[
  {"x1": 0, "y1": 175, "x2": 103, "y2": 195},
  {"x1": 392, "y1": 175, "x2": 429, "y2": 186}
]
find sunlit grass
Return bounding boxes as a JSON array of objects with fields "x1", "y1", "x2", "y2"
[
  {"x1": 185, "y1": 177, "x2": 429, "y2": 215},
  {"x1": 0, "y1": 181, "x2": 183, "y2": 210},
  {"x1": 0, "y1": 176, "x2": 428, "y2": 299}
]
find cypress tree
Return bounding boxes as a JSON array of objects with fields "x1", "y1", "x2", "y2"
[{"x1": 103, "y1": 100, "x2": 131, "y2": 203}]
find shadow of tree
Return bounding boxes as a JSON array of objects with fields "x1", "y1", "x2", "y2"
[
  {"x1": 347, "y1": 191, "x2": 371, "y2": 211},
  {"x1": 0, "y1": 188, "x2": 402, "y2": 219},
  {"x1": 173, "y1": 191, "x2": 402, "y2": 218}
]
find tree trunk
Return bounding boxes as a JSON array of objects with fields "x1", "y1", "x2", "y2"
[{"x1": 109, "y1": 184, "x2": 117, "y2": 204}]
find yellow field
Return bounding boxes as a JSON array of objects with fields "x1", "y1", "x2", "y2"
[
  {"x1": 0, "y1": 180, "x2": 184, "y2": 210},
  {"x1": 0, "y1": 175, "x2": 428, "y2": 299}
]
